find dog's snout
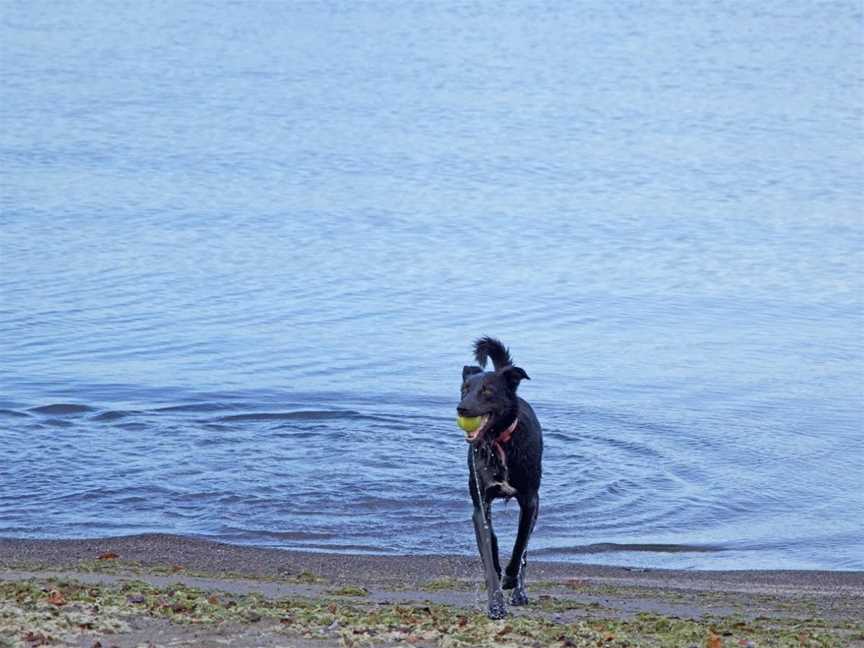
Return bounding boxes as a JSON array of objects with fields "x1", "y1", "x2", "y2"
[{"x1": 457, "y1": 406, "x2": 470, "y2": 416}]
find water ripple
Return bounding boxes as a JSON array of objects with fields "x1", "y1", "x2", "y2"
[
  {"x1": 29, "y1": 403, "x2": 95, "y2": 415},
  {"x1": 1, "y1": 0, "x2": 861, "y2": 570}
]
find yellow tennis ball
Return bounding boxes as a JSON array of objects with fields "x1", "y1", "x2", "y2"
[{"x1": 457, "y1": 415, "x2": 482, "y2": 433}]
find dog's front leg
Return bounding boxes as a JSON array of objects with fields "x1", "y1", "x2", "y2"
[
  {"x1": 472, "y1": 500, "x2": 507, "y2": 619},
  {"x1": 502, "y1": 492, "x2": 538, "y2": 605}
]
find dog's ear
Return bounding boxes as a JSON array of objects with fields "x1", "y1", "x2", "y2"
[
  {"x1": 462, "y1": 365, "x2": 483, "y2": 381},
  {"x1": 501, "y1": 365, "x2": 530, "y2": 391}
]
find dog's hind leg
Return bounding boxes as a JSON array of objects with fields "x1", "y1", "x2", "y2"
[{"x1": 502, "y1": 492, "x2": 538, "y2": 606}]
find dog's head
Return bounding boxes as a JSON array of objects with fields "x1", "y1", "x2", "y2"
[{"x1": 457, "y1": 337, "x2": 529, "y2": 445}]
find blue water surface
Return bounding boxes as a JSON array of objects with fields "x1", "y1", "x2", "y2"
[{"x1": 1, "y1": 1, "x2": 862, "y2": 570}]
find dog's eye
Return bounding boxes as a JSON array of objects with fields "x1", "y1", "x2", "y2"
[{"x1": 482, "y1": 387, "x2": 493, "y2": 396}]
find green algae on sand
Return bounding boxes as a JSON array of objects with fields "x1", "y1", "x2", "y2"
[{"x1": 1, "y1": 574, "x2": 860, "y2": 648}]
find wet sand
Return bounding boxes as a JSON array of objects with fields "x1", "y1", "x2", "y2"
[{"x1": 1, "y1": 534, "x2": 862, "y2": 647}]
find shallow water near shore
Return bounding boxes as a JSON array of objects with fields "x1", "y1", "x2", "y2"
[{"x1": 1, "y1": 2, "x2": 862, "y2": 570}]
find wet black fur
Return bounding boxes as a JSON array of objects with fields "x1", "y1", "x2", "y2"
[{"x1": 457, "y1": 337, "x2": 542, "y2": 619}]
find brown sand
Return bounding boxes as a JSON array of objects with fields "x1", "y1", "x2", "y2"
[
  {"x1": 1, "y1": 534, "x2": 862, "y2": 647},
  {"x1": 3, "y1": 534, "x2": 862, "y2": 593}
]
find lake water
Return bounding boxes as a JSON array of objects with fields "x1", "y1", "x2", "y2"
[{"x1": 1, "y1": 1, "x2": 862, "y2": 570}]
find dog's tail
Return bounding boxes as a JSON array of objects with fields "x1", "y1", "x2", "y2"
[{"x1": 474, "y1": 336, "x2": 513, "y2": 370}]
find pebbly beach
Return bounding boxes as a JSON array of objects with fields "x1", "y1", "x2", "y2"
[{"x1": 1, "y1": 534, "x2": 862, "y2": 647}]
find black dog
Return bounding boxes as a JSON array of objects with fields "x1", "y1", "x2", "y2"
[{"x1": 457, "y1": 337, "x2": 542, "y2": 619}]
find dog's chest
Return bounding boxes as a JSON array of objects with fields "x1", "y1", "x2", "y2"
[{"x1": 473, "y1": 445, "x2": 518, "y2": 498}]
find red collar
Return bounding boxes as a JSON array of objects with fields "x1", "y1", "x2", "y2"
[
  {"x1": 492, "y1": 417, "x2": 518, "y2": 466},
  {"x1": 496, "y1": 417, "x2": 518, "y2": 444}
]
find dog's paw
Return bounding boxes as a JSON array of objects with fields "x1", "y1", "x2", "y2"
[
  {"x1": 509, "y1": 588, "x2": 529, "y2": 606},
  {"x1": 487, "y1": 590, "x2": 507, "y2": 619}
]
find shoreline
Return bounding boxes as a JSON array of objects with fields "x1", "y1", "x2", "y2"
[
  {"x1": 1, "y1": 533, "x2": 862, "y2": 647},
  {"x1": 1, "y1": 533, "x2": 861, "y2": 588}
]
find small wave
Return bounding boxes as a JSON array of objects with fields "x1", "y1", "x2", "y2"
[
  {"x1": 29, "y1": 403, "x2": 94, "y2": 415},
  {"x1": 534, "y1": 542, "x2": 725, "y2": 556},
  {"x1": 215, "y1": 410, "x2": 377, "y2": 423},
  {"x1": 156, "y1": 402, "x2": 245, "y2": 414},
  {"x1": 0, "y1": 409, "x2": 30, "y2": 418},
  {"x1": 270, "y1": 430, "x2": 325, "y2": 440},
  {"x1": 42, "y1": 418, "x2": 76, "y2": 428},
  {"x1": 91, "y1": 410, "x2": 136, "y2": 422},
  {"x1": 116, "y1": 422, "x2": 149, "y2": 431}
]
